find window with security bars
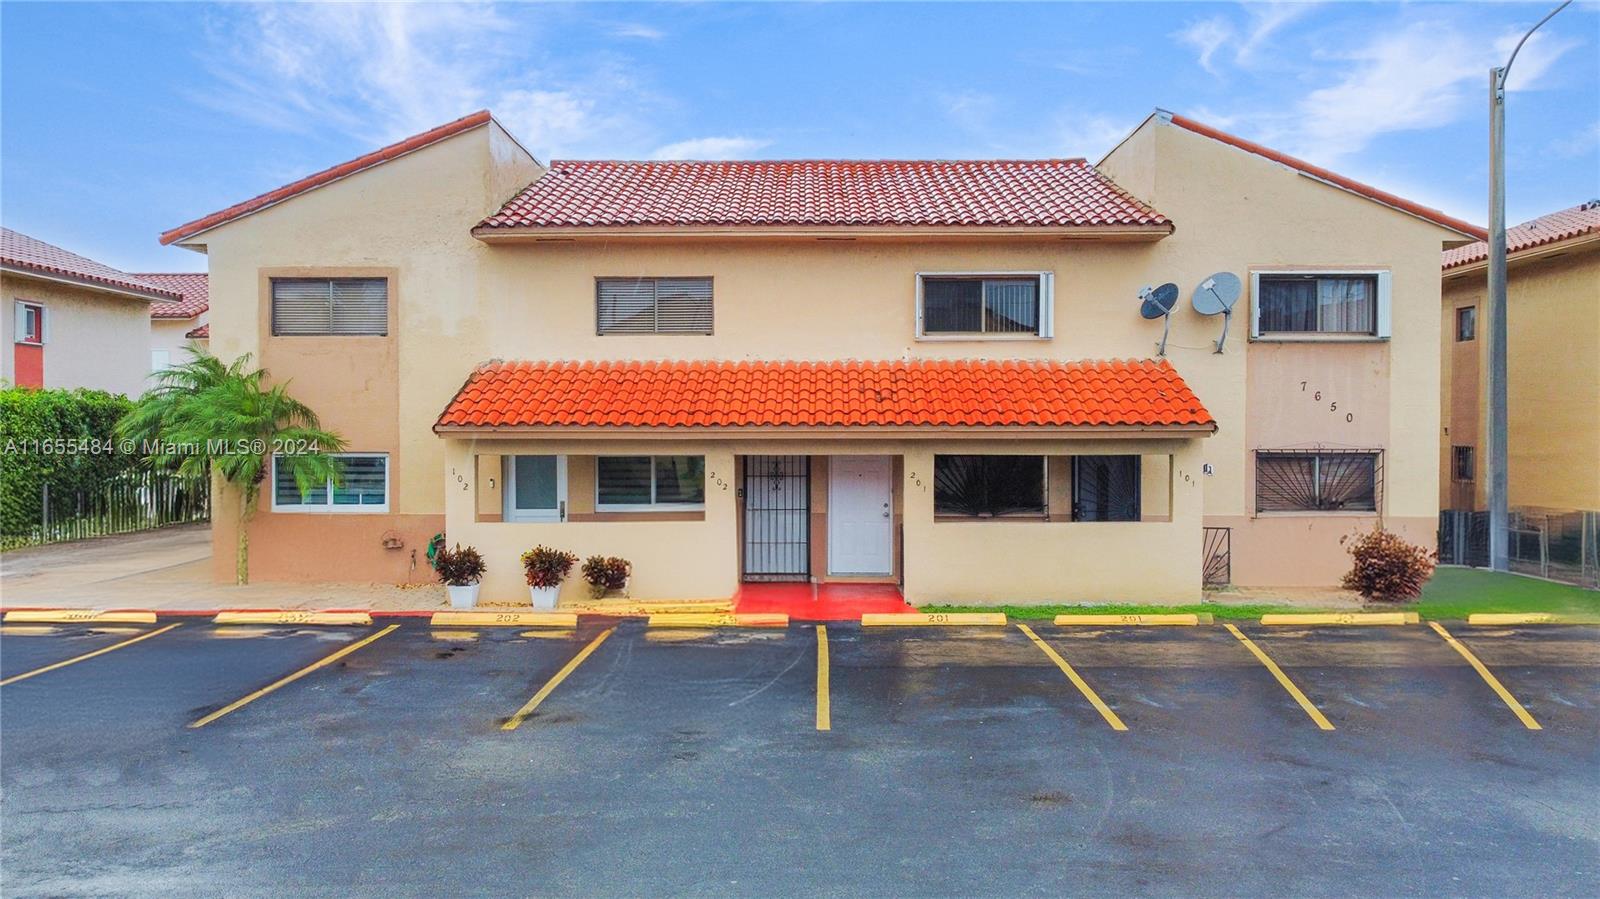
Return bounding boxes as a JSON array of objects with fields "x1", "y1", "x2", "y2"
[
  {"x1": 270, "y1": 278, "x2": 388, "y2": 336},
  {"x1": 272, "y1": 454, "x2": 387, "y2": 512},
  {"x1": 934, "y1": 455, "x2": 1047, "y2": 518},
  {"x1": 596, "y1": 277, "x2": 713, "y2": 335},
  {"x1": 1255, "y1": 450, "x2": 1379, "y2": 513},
  {"x1": 919, "y1": 275, "x2": 1045, "y2": 337},
  {"x1": 1072, "y1": 455, "x2": 1141, "y2": 522},
  {"x1": 1452, "y1": 445, "x2": 1475, "y2": 482}
]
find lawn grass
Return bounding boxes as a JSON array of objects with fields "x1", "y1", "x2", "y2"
[{"x1": 922, "y1": 567, "x2": 1598, "y2": 621}]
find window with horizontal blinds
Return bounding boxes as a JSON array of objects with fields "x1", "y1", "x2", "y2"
[
  {"x1": 596, "y1": 278, "x2": 713, "y2": 335},
  {"x1": 596, "y1": 455, "x2": 706, "y2": 509},
  {"x1": 917, "y1": 274, "x2": 1048, "y2": 337},
  {"x1": 270, "y1": 278, "x2": 388, "y2": 336},
  {"x1": 272, "y1": 453, "x2": 387, "y2": 512}
]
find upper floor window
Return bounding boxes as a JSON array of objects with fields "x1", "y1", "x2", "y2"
[
  {"x1": 270, "y1": 278, "x2": 388, "y2": 337},
  {"x1": 1252, "y1": 272, "x2": 1390, "y2": 339},
  {"x1": 14, "y1": 301, "x2": 44, "y2": 345},
  {"x1": 272, "y1": 453, "x2": 388, "y2": 513},
  {"x1": 596, "y1": 277, "x2": 713, "y2": 335},
  {"x1": 917, "y1": 273, "x2": 1054, "y2": 339},
  {"x1": 596, "y1": 455, "x2": 706, "y2": 510},
  {"x1": 1255, "y1": 450, "x2": 1378, "y2": 513},
  {"x1": 1452, "y1": 445, "x2": 1475, "y2": 482},
  {"x1": 1455, "y1": 306, "x2": 1477, "y2": 342}
]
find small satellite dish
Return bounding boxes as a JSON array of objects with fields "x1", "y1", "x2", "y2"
[
  {"x1": 1139, "y1": 283, "x2": 1180, "y2": 356},
  {"x1": 1192, "y1": 272, "x2": 1242, "y2": 353}
]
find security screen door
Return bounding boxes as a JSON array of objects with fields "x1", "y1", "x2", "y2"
[{"x1": 743, "y1": 455, "x2": 810, "y2": 581}]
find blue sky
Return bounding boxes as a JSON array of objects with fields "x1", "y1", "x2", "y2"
[{"x1": 3, "y1": 1, "x2": 1597, "y2": 273}]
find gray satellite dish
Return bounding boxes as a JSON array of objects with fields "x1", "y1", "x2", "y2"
[
  {"x1": 1192, "y1": 272, "x2": 1242, "y2": 353},
  {"x1": 1139, "y1": 283, "x2": 1180, "y2": 356}
]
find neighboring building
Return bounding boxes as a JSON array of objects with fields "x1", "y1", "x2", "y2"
[
  {"x1": 136, "y1": 272, "x2": 209, "y2": 370},
  {"x1": 2, "y1": 227, "x2": 174, "y2": 396},
  {"x1": 160, "y1": 109, "x2": 1479, "y2": 600},
  {"x1": 1440, "y1": 201, "x2": 1600, "y2": 515}
]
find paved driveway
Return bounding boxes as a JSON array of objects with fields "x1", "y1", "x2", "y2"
[{"x1": 1, "y1": 618, "x2": 1596, "y2": 896}]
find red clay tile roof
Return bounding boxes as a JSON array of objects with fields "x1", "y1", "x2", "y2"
[
  {"x1": 434, "y1": 359, "x2": 1213, "y2": 430},
  {"x1": 476, "y1": 160, "x2": 1171, "y2": 232},
  {"x1": 1, "y1": 227, "x2": 180, "y2": 301},
  {"x1": 134, "y1": 272, "x2": 209, "y2": 318},
  {"x1": 1166, "y1": 114, "x2": 1487, "y2": 240},
  {"x1": 185, "y1": 323, "x2": 210, "y2": 339},
  {"x1": 160, "y1": 110, "x2": 493, "y2": 246},
  {"x1": 1442, "y1": 201, "x2": 1600, "y2": 270}
]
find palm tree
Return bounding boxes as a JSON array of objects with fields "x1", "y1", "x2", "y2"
[{"x1": 116, "y1": 346, "x2": 345, "y2": 584}]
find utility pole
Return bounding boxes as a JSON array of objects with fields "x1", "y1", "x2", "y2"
[{"x1": 1486, "y1": 0, "x2": 1570, "y2": 571}]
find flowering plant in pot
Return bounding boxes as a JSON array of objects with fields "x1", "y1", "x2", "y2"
[
  {"x1": 434, "y1": 543, "x2": 487, "y2": 608},
  {"x1": 521, "y1": 545, "x2": 579, "y2": 609},
  {"x1": 581, "y1": 555, "x2": 632, "y2": 599}
]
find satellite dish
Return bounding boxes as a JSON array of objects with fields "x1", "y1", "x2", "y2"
[
  {"x1": 1139, "y1": 283, "x2": 1180, "y2": 356},
  {"x1": 1192, "y1": 272, "x2": 1242, "y2": 353}
]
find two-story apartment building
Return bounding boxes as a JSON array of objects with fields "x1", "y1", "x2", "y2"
[{"x1": 160, "y1": 109, "x2": 1480, "y2": 604}]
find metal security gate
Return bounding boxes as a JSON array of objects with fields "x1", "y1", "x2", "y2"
[{"x1": 743, "y1": 455, "x2": 810, "y2": 581}]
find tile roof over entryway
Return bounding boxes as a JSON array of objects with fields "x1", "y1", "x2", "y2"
[
  {"x1": 435, "y1": 359, "x2": 1214, "y2": 431},
  {"x1": 475, "y1": 160, "x2": 1171, "y2": 232}
]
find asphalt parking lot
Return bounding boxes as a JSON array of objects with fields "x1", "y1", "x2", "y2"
[{"x1": 1, "y1": 617, "x2": 1597, "y2": 897}]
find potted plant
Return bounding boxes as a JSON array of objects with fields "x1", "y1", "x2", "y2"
[
  {"x1": 581, "y1": 555, "x2": 632, "y2": 599},
  {"x1": 521, "y1": 545, "x2": 579, "y2": 609},
  {"x1": 434, "y1": 543, "x2": 487, "y2": 608}
]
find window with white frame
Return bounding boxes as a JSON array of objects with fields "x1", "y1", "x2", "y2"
[
  {"x1": 596, "y1": 456, "x2": 705, "y2": 510},
  {"x1": 270, "y1": 278, "x2": 388, "y2": 336},
  {"x1": 14, "y1": 301, "x2": 44, "y2": 344},
  {"x1": 272, "y1": 453, "x2": 388, "y2": 512},
  {"x1": 916, "y1": 273, "x2": 1053, "y2": 338},
  {"x1": 596, "y1": 277, "x2": 713, "y2": 335},
  {"x1": 1255, "y1": 450, "x2": 1379, "y2": 513},
  {"x1": 503, "y1": 455, "x2": 566, "y2": 522},
  {"x1": 1252, "y1": 272, "x2": 1390, "y2": 338}
]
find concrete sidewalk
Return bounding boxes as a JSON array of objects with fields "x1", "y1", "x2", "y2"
[{"x1": 0, "y1": 525, "x2": 447, "y2": 611}]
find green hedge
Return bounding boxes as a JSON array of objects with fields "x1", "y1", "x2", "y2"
[{"x1": 0, "y1": 386, "x2": 137, "y2": 537}]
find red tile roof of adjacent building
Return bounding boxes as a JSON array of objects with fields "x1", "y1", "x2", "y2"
[
  {"x1": 134, "y1": 272, "x2": 209, "y2": 318},
  {"x1": 1166, "y1": 114, "x2": 1487, "y2": 240},
  {"x1": 160, "y1": 110, "x2": 494, "y2": 246},
  {"x1": 1441, "y1": 200, "x2": 1600, "y2": 270},
  {"x1": 476, "y1": 159, "x2": 1171, "y2": 232},
  {"x1": 434, "y1": 359, "x2": 1214, "y2": 431},
  {"x1": 185, "y1": 323, "x2": 210, "y2": 339},
  {"x1": 1, "y1": 227, "x2": 180, "y2": 301}
]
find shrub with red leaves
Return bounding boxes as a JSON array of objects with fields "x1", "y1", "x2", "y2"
[{"x1": 1340, "y1": 527, "x2": 1436, "y2": 601}]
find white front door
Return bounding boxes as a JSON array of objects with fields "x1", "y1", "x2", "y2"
[{"x1": 828, "y1": 455, "x2": 892, "y2": 575}]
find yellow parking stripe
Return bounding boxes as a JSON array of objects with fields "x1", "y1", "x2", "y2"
[
  {"x1": 1428, "y1": 622, "x2": 1542, "y2": 730},
  {"x1": 188, "y1": 625, "x2": 399, "y2": 728},
  {"x1": 501, "y1": 627, "x2": 616, "y2": 732},
  {"x1": 1017, "y1": 624, "x2": 1127, "y2": 731},
  {"x1": 1224, "y1": 623, "x2": 1335, "y2": 730},
  {"x1": 0, "y1": 623, "x2": 182, "y2": 687},
  {"x1": 816, "y1": 625, "x2": 831, "y2": 732}
]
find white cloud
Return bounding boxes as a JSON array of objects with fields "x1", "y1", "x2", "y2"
[
  {"x1": 1549, "y1": 122, "x2": 1600, "y2": 159},
  {"x1": 610, "y1": 23, "x2": 665, "y2": 40},
  {"x1": 194, "y1": 3, "x2": 670, "y2": 161},
  {"x1": 651, "y1": 136, "x2": 772, "y2": 160},
  {"x1": 1175, "y1": 17, "x2": 1233, "y2": 75},
  {"x1": 1235, "y1": 2, "x2": 1316, "y2": 66}
]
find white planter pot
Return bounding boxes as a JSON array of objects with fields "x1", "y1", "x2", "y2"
[
  {"x1": 446, "y1": 584, "x2": 480, "y2": 609},
  {"x1": 529, "y1": 585, "x2": 560, "y2": 609}
]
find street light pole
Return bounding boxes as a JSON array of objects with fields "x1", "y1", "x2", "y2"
[{"x1": 1486, "y1": 0, "x2": 1570, "y2": 572}]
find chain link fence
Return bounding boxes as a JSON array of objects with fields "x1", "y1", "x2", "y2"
[{"x1": 1439, "y1": 507, "x2": 1600, "y2": 589}]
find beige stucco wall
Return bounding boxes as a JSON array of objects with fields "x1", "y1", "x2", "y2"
[
  {"x1": 1440, "y1": 243, "x2": 1600, "y2": 512},
  {"x1": 185, "y1": 112, "x2": 1456, "y2": 591},
  {"x1": 150, "y1": 316, "x2": 205, "y2": 372},
  {"x1": 2, "y1": 273, "x2": 153, "y2": 397}
]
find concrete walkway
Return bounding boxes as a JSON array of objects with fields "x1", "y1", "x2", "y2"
[{"x1": 0, "y1": 525, "x2": 447, "y2": 611}]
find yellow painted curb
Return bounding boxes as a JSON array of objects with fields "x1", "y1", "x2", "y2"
[
  {"x1": 647, "y1": 612, "x2": 790, "y2": 628},
  {"x1": 430, "y1": 611, "x2": 578, "y2": 628},
  {"x1": 1052, "y1": 613, "x2": 1209, "y2": 626},
  {"x1": 3, "y1": 609, "x2": 157, "y2": 624},
  {"x1": 862, "y1": 612, "x2": 1007, "y2": 627},
  {"x1": 212, "y1": 611, "x2": 373, "y2": 626},
  {"x1": 1466, "y1": 613, "x2": 1557, "y2": 626},
  {"x1": 1259, "y1": 612, "x2": 1419, "y2": 626},
  {"x1": 564, "y1": 600, "x2": 733, "y2": 615}
]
